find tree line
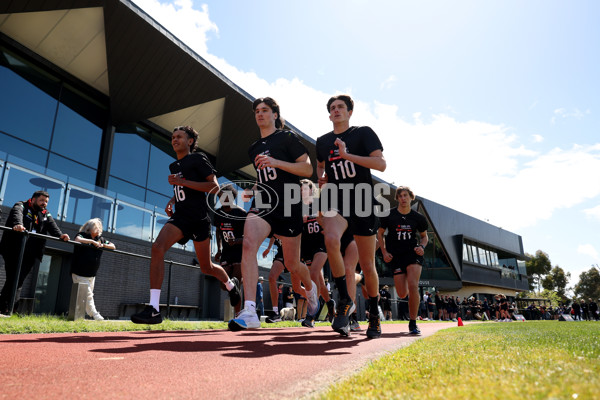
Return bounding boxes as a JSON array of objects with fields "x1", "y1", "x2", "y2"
[{"x1": 522, "y1": 249, "x2": 600, "y2": 303}]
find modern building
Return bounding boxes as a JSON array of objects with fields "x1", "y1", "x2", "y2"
[{"x1": 0, "y1": 1, "x2": 528, "y2": 320}]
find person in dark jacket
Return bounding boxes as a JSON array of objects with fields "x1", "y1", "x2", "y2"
[
  {"x1": 0, "y1": 191, "x2": 69, "y2": 314},
  {"x1": 71, "y1": 218, "x2": 115, "y2": 320}
]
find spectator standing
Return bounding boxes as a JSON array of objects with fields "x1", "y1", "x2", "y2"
[
  {"x1": 0, "y1": 190, "x2": 70, "y2": 315},
  {"x1": 434, "y1": 291, "x2": 443, "y2": 320},
  {"x1": 71, "y1": 218, "x2": 115, "y2": 321},
  {"x1": 426, "y1": 292, "x2": 435, "y2": 320},
  {"x1": 589, "y1": 298, "x2": 598, "y2": 321},
  {"x1": 580, "y1": 299, "x2": 589, "y2": 321},
  {"x1": 572, "y1": 299, "x2": 581, "y2": 321}
]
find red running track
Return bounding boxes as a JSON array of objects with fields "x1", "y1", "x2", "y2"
[{"x1": 0, "y1": 322, "x2": 458, "y2": 399}]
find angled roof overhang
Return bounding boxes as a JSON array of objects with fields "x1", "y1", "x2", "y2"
[
  {"x1": 0, "y1": 0, "x2": 258, "y2": 175},
  {"x1": 0, "y1": 0, "x2": 395, "y2": 185}
]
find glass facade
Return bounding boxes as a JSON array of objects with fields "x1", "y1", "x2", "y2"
[
  {"x1": 0, "y1": 41, "x2": 187, "y2": 249},
  {"x1": 0, "y1": 43, "x2": 176, "y2": 211}
]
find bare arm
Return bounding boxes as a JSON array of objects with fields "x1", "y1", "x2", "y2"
[
  {"x1": 316, "y1": 160, "x2": 328, "y2": 187},
  {"x1": 255, "y1": 153, "x2": 313, "y2": 177},
  {"x1": 336, "y1": 139, "x2": 386, "y2": 172},
  {"x1": 262, "y1": 237, "x2": 276, "y2": 258},
  {"x1": 377, "y1": 227, "x2": 393, "y2": 262},
  {"x1": 414, "y1": 231, "x2": 429, "y2": 256},
  {"x1": 168, "y1": 174, "x2": 219, "y2": 193},
  {"x1": 75, "y1": 235, "x2": 101, "y2": 248}
]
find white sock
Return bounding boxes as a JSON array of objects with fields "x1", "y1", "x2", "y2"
[
  {"x1": 224, "y1": 279, "x2": 234, "y2": 291},
  {"x1": 150, "y1": 289, "x2": 161, "y2": 311},
  {"x1": 245, "y1": 301, "x2": 256, "y2": 312},
  {"x1": 272, "y1": 307, "x2": 279, "y2": 314}
]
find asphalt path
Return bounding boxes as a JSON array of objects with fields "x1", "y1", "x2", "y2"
[{"x1": 0, "y1": 321, "x2": 458, "y2": 399}]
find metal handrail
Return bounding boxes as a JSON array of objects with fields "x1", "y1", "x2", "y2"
[{"x1": 0, "y1": 225, "x2": 199, "y2": 317}]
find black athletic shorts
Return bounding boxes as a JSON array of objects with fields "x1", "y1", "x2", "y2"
[
  {"x1": 345, "y1": 212, "x2": 378, "y2": 236},
  {"x1": 301, "y1": 247, "x2": 326, "y2": 266},
  {"x1": 389, "y1": 251, "x2": 424, "y2": 275},
  {"x1": 168, "y1": 213, "x2": 211, "y2": 244},
  {"x1": 251, "y1": 208, "x2": 303, "y2": 237},
  {"x1": 340, "y1": 229, "x2": 354, "y2": 256},
  {"x1": 220, "y1": 245, "x2": 243, "y2": 265}
]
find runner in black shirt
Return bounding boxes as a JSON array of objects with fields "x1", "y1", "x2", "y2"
[
  {"x1": 378, "y1": 186, "x2": 428, "y2": 334},
  {"x1": 229, "y1": 97, "x2": 318, "y2": 331},
  {"x1": 214, "y1": 184, "x2": 247, "y2": 313},
  {"x1": 316, "y1": 94, "x2": 386, "y2": 338},
  {"x1": 131, "y1": 126, "x2": 241, "y2": 325}
]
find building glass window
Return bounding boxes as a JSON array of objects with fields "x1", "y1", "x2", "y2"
[
  {"x1": 0, "y1": 47, "x2": 59, "y2": 149},
  {"x1": 51, "y1": 101, "x2": 102, "y2": 169},
  {"x1": 147, "y1": 135, "x2": 175, "y2": 197},
  {"x1": 47, "y1": 153, "x2": 96, "y2": 184},
  {"x1": 0, "y1": 43, "x2": 106, "y2": 187},
  {"x1": 110, "y1": 127, "x2": 151, "y2": 188},
  {"x1": 470, "y1": 245, "x2": 479, "y2": 263}
]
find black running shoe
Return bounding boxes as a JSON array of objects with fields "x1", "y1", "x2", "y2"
[
  {"x1": 301, "y1": 314, "x2": 315, "y2": 328},
  {"x1": 265, "y1": 312, "x2": 282, "y2": 323},
  {"x1": 332, "y1": 298, "x2": 355, "y2": 336},
  {"x1": 228, "y1": 277, "x2": 241, "y2": 307},
  {"x1": 366, "y1": 315, "x2": 381, "y2": 339},
  {"x1": 409, "y1": 324, "x2": 421, "y2": 335},
  {"x1": 349, "y1": 313, "x2": 361, "y2": 331},
  {"x1": 131, "y1": 305, "x2": 163, "y2": 325},
  {"x1": 326, "y1": 299, "x2": 336, "y2": 323}
]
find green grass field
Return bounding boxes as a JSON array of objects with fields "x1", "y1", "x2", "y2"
[{"x1": 320, "y1": 321, "x2": 600, "y2": 399}]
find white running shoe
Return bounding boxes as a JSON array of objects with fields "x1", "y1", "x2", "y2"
[
  {"x1": 228, "y1": 307, "x2": 261, "y2": 331},
  {"x1": 306, "y1": 281, "x2": 319, "y2": 317},
  {"x1": 92, "y1": 313, "x2": 105, "y2": 321}
]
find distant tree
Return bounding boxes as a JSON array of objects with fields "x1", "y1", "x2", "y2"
[
  {"x1": 525, "y1": 250, "x2": 552, "y2": 292},
  {"x1": 541, "y1": 265, "x2": 571, "y2": 303},
  {"x1": 573, "y1": 267, "x2": 600, "y2": 300}
]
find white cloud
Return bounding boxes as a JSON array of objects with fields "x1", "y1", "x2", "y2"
[
  {"x1": 577, "y1": 244, "x2": 599, "y2": 261},
  {"x1": 132, "y1": 0, "x2": 218, "y2": 56},
  {"x1": 551, "y1": 107, "x2": 590, "y2": 124},
  {"x1": 380, "y1": 75, "x2": 397, "y2": 90},
  {"x1": 136, "y1": 1, "x2": 600, "y2": 235},
  {"x1": 532, "y1": 134, "x2": 544, "y2": 143},
  {"x1": 583, "y1": 204, "x2": 600, "y2": 222}
]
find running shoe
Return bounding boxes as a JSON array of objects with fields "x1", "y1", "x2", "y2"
[
  {"x1": 349, "y1": 312, "x2": 361, "y2": 331},
  {"x1": 326, "y1": 299, "x2": 336, "y2": 323},
  {"x1": 306, "y1": 281, "x2": 319, "y2": 317},
  {"x1": 301, "y1": 314, "x2": 315, "y2": 328},
  {"x1": 131, "y1": 305, "x2": 162, "y2": 324},
  {"x1": 408, "y1": 323, "x2": 421, "y2": 335},
  {"x1": 332, "y1": 298, "x2": 355, "y2": 336},
  {"x1": 92, "y1": 313, "x2": 105, "y2": 321},
  {"x1": 265, "y1": 312, "x2": 282, "y2": 323},
  {"x1": 228, "y1": 277, "x2": 241, "y2": 307},
  {"x1": 366, "y1": 314, "x2": 382, "y2": 339},
  {"x1": 228, "y1": 307, "x2": 261, "y2": 331}
]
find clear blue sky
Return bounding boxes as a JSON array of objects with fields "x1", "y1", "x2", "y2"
[{"x1": 135, "y1": 0, "x2": 600, "y2": 291}]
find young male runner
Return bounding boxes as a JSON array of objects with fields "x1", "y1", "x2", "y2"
[
  {"x1": 131, "y1": 126, "x2": 240, "y2": 324},
  {"x1": 316, "y1": 94, "x2": 386, "y2": 338},
  {"x1": 377, "y1": 186, "x2": 428, "y2": 334},
  {"x1": 228, "y1": 97, "x2": 318, "y2": 331}
]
